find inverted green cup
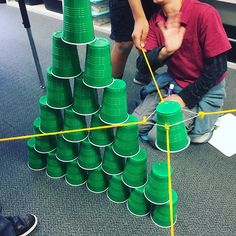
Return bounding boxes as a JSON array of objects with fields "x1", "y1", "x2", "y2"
[
  {"x1": 52, "y1": 31, "x2": 81, "y2": 78},
  {"x1": 86, "y1": 166, "x2": 109, "y2": 193},
  {"x1": 27, "y1": 138, "x2": 47, "y2": 171},
  {"x1": 65, "y1": 159, "x2": 87, "y2": 186},
  {"x1": 39, "y1": 96, "x2": 63, "y2": 133},
  {"x1": 156, "y1": 101, "x2": 190, "y2": 153},
  {"x1": 62, "y1": 0, "x2": 95, "y2": 45},
  {"x1": 101, "y1": 145, "x2": 125, "y2": 175},
  {"x1": 62, "y1": 107, "x2": 88, "y2": 143},
  {"x1": 121, "y1": 148, "x2": 147, "y2": 188},
  {"x1": 77, "y1": 138, "x2": 102, "y2": 170},
  {"x1": 83, "y1": 38, "x2": 113, "y2": 88},
  {"x1": 127, "y1": 187, "x2": 151, "y2": 217},
  {"x1": 56, "y1": 135, "x2": 79, "y2": 162},
  {"x1": 106, "y1": 174, "x2": 130, "y2": 203},
  {"x1": 46, "y1": 67, "x2": 73, "y2": 109},
  {"x1": 112, "y1": 114, "x2": 140, "y2": 158},
  {"x1": 46, "y1": 151, "x2": 66, "y2": 179},
  {"x1": 33, "y1": 117, "x2": 56, "y2": 153},
  {"x1": 89, "y1": 111, "x2": 114, "y2": 147},
  {"x1": 72, "y1": 74, "x2": 99, "y2": 115},
  {"x1": 150, "y1": 190, "x2": 178, "y2": 228},
  {"x1": 99, "y1": 79, "x2": 129, "y2": 124},
  {"x1": 144, "y1": 162, "x2": 173, "y2": 205}
]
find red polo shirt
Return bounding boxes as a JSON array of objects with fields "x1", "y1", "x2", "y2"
[{"x1": 145, "y1": 0, "x2": 232, "y2": 88}]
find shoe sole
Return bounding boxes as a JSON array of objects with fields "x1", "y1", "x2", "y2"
[{"x1": 19, "y1": 214, "x2": 38, "y2": 236}]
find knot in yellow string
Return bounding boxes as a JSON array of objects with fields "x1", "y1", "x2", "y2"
[
  {"x1": 164, "y1": 124, "x2": 170, "y2": 131},
  {"x1": 198, "y1": 111, "x2": 205, "y2": 119},
  {"x1": 142, "y1": 116, "x2": 147, "y2": 125}
]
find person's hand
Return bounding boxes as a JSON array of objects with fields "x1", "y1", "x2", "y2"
[
  {"x1": 164, "y1": 94, "x2": 186, "y2": 107},
  {"x1": 158, "y1": 13, "x2": 186, "y2": 55},
  {"x1": 132, "y1": 17, "x2": 149, "y2": 50}
]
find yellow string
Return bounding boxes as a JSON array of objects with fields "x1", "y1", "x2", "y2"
[
  {"x1": 0, "y1": 116, "x2": 147, "y2": 142},
  {"x1": 164, "y1": 124, "x2": 175, "y2": 236},
  {"x1": 198, "y1": 109, "x2": 236, "y2": 119},
  {"x1": 141, "y1": 49, "x2": 164, "y2": 102}
]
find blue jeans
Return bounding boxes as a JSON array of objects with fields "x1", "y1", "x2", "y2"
[
  {"x1": 133, "y1": 72, "x2": 226, "y2": 143},
  {"x1": 0, "y1": 215, "x2": 17, "y2": 236}
]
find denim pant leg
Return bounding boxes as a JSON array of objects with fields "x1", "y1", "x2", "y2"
[
  {"x1": 189, "y1": 80, "x2": 226, "y2": 137},
  {"x1": 133, "y1": 72, "x2": 174, "y2": 135},
  {"x1": 0, "y1": 215, "x2": 16, "y2": 236}
]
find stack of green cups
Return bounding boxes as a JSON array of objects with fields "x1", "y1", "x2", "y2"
[
  {"x1": 99, "y1": 79, "x2": 129, "y2": 124},
  {"x1": 39, "y1": 96, "x2": 63, "y2": 133},
  {"x1": 46, "y1": 151, "x2": 66, "y2": 179},
  {"x1": 65, "y1": 159, "x2": 87, "y2": 186},
  {"x1": 121, "y1": 148, "x2": 147, "y2": 188},
  {"x1": 106, "y1": 174, "x2": 130, "y2": 203},
  {"x1": 77, "y1": 138, "x2": 101, "y2": 170},
  {"x1": 72, "y1": 74, "x2": 99, "y2": 116},
  {"x1": 83, "y1": 38, "x2": 113, "y2": 88},
  {"x1": 86, "y1": 166, "x2": 109, "y2": 193},
  {"x1": 27, "y1": 138, "x2": 47, "y2": 171},
  {"x1": 51, "y1": 31, "x2": 81, "y2": 79},
  {"x1": 89, "y1": 111, "x2": 114, "y2": 147},
  {"x1": 112, "y1": 114, "x2": 140, "y2": 158},
  {"x1": 150, "y1": 190, "x2": 178, "y2": 228},
  {"x1": 101, "y1": 145, "x2": 125, "y2": 175},
  {"x1": 46, "y1": 67, "x2": 73, "y2": 109},
  {"x1": 33, "y1": 117, "x2": 56, "y2": 153},
  {"x1": 127, "y1": 187, "x2": 151, "y2": 217},
  {"x1": 62, "y1": 0, "x2": 95, "y2": 45},
  {"x1": 56, "y1": 135, "x2": 79, "y2": 162},
  {"x1": 62, "y1": 107, "x2": 88, "y2": 143},
  {"x1": 156, "y1": 101, "x2": 190, "y2": 153},
  {"x1": 144, "y1": 162, "x2": 173, "y2": 205}
]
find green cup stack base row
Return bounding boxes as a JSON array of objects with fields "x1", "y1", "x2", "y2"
[{"x1": 27, "y1": 0, "x2": 180, "y2": 228}]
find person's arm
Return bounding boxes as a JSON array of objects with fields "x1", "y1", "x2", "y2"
[
  {"x1": 128, "y1": 0, "x2": 149, "y2": 49},
  {"x1": 177, "y1": 52, "x2": 228, "y2": 108}
]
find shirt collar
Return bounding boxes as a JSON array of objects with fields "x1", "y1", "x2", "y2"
[{"x1": 155, "y1": 0, "x2": 193, "y2": 25}]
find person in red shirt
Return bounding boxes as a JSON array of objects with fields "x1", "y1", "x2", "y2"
[{"x1": 132, "y1": 0, "x2": 232, "y2": 144}]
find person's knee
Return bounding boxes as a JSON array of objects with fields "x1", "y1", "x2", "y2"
[{"x1": 115, "y1": 41, "x2": 133, "y2": 55}]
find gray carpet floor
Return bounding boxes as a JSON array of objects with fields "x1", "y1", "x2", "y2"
[{"x1": 0, "y1": 4, "x2": 236, "y2": 236}]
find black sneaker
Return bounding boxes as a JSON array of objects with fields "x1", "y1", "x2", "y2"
[
  {"x1": 7, "y1": 214, "x2": 38, "y2": 236},
  {"x1": 133, "y1": 71, "x2": 153, "y2": 86}
]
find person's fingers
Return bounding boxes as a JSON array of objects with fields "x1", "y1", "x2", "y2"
[
  {"x1": 132, "y1": 32, "x2": 142, "y2": 50},
  {"x1": 179, "y1": 26, "x2": 186, "y2": 39},
  {"x1": 140, "y1": 29, "x2": 148, "y2": 49},
  {"x1": 158, "y1": 21, "x2": 166, "y2": 34}
]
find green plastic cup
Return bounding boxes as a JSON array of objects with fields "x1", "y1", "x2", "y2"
[
  {"x1": 150, "y1": 190, "x2": 178, "y2": 228},
  {"x1": 33, "y1": 117, "x2": 56, "y2": 153},
  {"x1": 127, "y1": 187, "x2": 151, "y2": 217},
  {"x1": 112, "y1": 114, "x2": 140, "y2": 158},
  {"x1": 99, "y1": 79, "x2": 129, "y2": 124},
  {"x1": 106, "y1": 174, "x2": 130, "y2": 203},
  {"x1": 46, "y1": 151, "x2": 66, "y2": 179},
  {"x1": 77, "y1": 138, "x2": 102, "y2": 170},
  {"x1": 46, "y1": 67, "x2": 73, "y2": 109},
  {"x1": 83, "y1": 38, "x2": 113, "y2": 88},
  {"x1": 27, "y1": 138, "x2": 47, "y2": 171},
  {"x1": 72, "y1": 74, "x2": 99, "y2": 116},
  {"x1": 39, "y1": 96, "x2": 63, "y2": 133},
  {"x1": 101, "y1": 145, "x2": 125, "y2": 175},
  {"x1": 86, "y1": 166, "x2": 109, "y2": 193},
  {"x1": 62, "y1": 107, "x2": 88, "y2": 143},
  {"x1": 65, "y1": 159, "x2": 87, "y2": 186},
  {"x1": 62, "y1": 0, "x2": 95, "y2": 45},
  {"x1": 51, "y1": 31, "x2": 81, "y2": 78},
  {"x1": 121, "y1": 148, "x2": 147, "y2": 188},
  {"x1": 144, "y1": 162, "x2": 173, "y2": 205},
  {"x1": 156, "y1": 101, "x2": 190, "y2": 153},
  {"x1": 89, "y1": 111, "x2": 114, "y2": 147},
  {"x1": 55, "y1": 135, "x2": 79, "y2": 162}
]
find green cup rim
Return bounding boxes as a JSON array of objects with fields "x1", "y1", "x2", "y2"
[
  {"x1": 126, "y1": 202, "x2": 151, "y2": 217},
  {"x1": 61, "y1": 36, "x2": 96, "y2": 46},
  {"x1": 65, "y1": 177, "x2": 87, "y2": 187},
  {"x1": 27, "y1": 163, "x2": 46, "y2": 172}
]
